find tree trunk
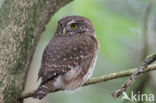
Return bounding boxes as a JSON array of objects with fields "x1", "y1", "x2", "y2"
[{"x1": 0, "y1": 0, "x2": 72, "y2": 103}]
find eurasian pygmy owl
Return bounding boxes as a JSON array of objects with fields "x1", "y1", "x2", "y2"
[{"x1": 33, "y1": 15, "x2": 99, "y2": 99}]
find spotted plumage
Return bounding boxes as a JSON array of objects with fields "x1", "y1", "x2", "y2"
[{"x1": 33, "y1": 15, "x2": 99, "y2": 99}]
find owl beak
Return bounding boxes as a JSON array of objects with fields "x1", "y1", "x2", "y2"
[{"x1": 63, "y1": 28, "x2": 66, "y2": 34}]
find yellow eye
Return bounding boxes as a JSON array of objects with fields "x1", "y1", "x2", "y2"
[{"x1": 71, "y1": 23, "x2": 77, "y2": 29}]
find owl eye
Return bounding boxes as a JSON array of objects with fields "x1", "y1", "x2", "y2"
[{"x1": 71, "y1": 23, "x2": 78, "y2": 30}]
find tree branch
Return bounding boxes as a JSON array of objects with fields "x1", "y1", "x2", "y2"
[
  {"x1": 112, "y1": 52, "x2": 156, "y2": 98},
  {"x1": 18, "y1": 52, "x2": 156, "y2": 100},
  {"x1": 130, "y1": 1, "x2": 154, "y2": 101},
  {"x1": 0, "y1": 0, "x2": 72, "y2": 103}
]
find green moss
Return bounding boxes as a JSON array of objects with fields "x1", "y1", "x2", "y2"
[
  {"x1": 0, "y1": 81, "x2": 3, "y2": 87},
  {"x1": 3, "y1": 79, "x2": 21, "y2": 103},
  {"x1": 0, "y1": 0, "x2": 61, "y2": 102}
]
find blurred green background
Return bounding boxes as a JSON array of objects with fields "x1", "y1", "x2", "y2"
[{"x1": 33, "y1": 0, "x2": 156, "y2": 103}]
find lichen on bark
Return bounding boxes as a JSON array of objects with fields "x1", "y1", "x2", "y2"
[{"x1": 0, "y1": 0, "x2": 72, "y2": 103}]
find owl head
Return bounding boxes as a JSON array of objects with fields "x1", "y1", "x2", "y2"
[{"x1": 55, "y1": 15, "x2": 95, "y2": 36}]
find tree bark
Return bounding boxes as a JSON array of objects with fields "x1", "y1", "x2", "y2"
[{"x1": 0, "y1": 0, "x2": 72, "y2": 103}]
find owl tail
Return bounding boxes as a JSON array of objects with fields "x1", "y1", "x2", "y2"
[
  {"x1": 33, "y1": 84, "x2": 49, "y2": 99},
  {"x1": 33, "y1": 78, "x2": 58, "y2": 99}
]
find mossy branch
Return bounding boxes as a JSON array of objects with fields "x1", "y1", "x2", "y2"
[{"x1": 18, "y1": 52, "x2": 156, "y2": 100}]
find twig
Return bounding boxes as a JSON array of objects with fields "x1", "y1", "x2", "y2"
[
  {"x1": 112, "y1": 52, "x2": 156, "y2": 98},
  {"x1": 132, "y1": 0, "x2": 154, "y2": 99},
  {"x1": 18, "y1": 52, "x2": 156, "y2": 100}
]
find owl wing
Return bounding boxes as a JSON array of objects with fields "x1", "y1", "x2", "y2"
[
  {"x1": 38, "y1": 35, "x2": 98, "y2": 85},
  {"x1": 39, "y1": 52, "x2": 77, "y2": 85},
  {"x1": 38, "y1": 37, "x2": 84, "y2": 84}
]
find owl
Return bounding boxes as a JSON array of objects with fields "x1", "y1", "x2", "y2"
[{"x1": 33, "y1": 15, "x2": 99, "y2": 99}]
